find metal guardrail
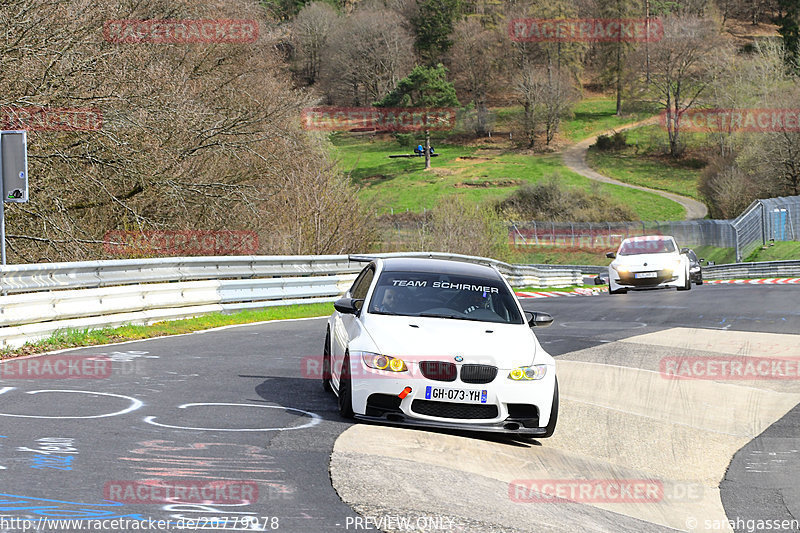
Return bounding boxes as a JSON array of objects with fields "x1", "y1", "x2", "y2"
[
  {"x1": 0, "y1": 253, "x2": 583, "y2": 349},
  {"x1": 550, "y1": 260, "x2": 800, "y2": 281},
  {"x1": 4, "y1": 252, "x2": 792, "y2": 350},
  {"x1": 0, "y1": 255, "x2": 360, "y2": 294},
  {"x1": 703, "y1": 260, "x2": 800, "y2": 280}
]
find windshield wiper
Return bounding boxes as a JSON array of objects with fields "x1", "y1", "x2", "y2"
[
  {"x1": 416, "y1": 312, "x2": 470, "y2": 320},
  {"x1": 370, "y1": 310, "x2": 404, "y2": 316}
]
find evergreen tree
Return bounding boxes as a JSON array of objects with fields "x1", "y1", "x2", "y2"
[{"x1": 376, "y1": 65, "x2": 460, "y2": 169}]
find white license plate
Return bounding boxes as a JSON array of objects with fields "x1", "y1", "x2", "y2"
[
  {"x1": 425, "y1": 386, "x2": 487, "y2": 404},
  {"x1": 634, "y1": 272, "x2": 658, "y2": 279}
]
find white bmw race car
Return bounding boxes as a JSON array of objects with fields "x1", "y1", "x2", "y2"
[
  {"x1": 323, "y1": 257, "x2": 558, "y2": 438},
  {"x1": 606, "y1": 235, "x2": 692, "y2": 294}
]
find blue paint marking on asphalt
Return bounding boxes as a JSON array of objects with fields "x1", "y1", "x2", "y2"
[
  {"x1": 30, "y1": 454, "x2": 73, "y2": 470},
  {"x1": 0, "y1": 493, "x2": 149, "y2": 521}
]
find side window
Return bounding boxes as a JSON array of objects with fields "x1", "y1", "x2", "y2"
[{"x1": 349, "y1": 267, "x2": 375, "y2": 301}]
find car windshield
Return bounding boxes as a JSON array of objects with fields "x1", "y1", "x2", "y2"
[
  {"x1": 368, "y1": 271, "x2": 524, "y2": 324},
  {"x1": 618, "y1": 238, "x2": 676, "y2": 255}
]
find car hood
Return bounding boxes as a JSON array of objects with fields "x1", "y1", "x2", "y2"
[
  {"x1": 614, "y1": 253, "x2": 681, "y2": 269},
  {"x1": 361, "y1": 314, "x2": 539, "y2": 368}
]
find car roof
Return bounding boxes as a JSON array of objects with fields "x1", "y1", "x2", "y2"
[
  {"x1": 378, "y1": 257, "x2": 502, "y2": 280},
  {"x1": 623, "y1": 235, "x2": 674, "y2": 242}
]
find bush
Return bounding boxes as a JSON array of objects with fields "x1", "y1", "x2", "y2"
[
  {"x1": 398, "y1": 197, "x2": 509, "y2": 260},
  {"x1": 594, "y1": 131, "x2": 628, "y2": 151},
  {"x1": 496, "y1": 175, "x2": 636, "y2": 222}
]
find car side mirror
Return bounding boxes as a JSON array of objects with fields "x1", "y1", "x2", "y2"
[
  {"x1": 334, "y1": 297, "x2": 363, "y2": 315},
  {"x1": 605, "y1": 252, "x2": 616, "y2": 259},
  {"x1": 698, "y1": 258, "x2": 705, "y2": 263},
  {"x1": 680, "y1": 248, "x2": 690, "y2": 254},
  {"x1": 524, "y1": 311, "x2": 554, "y2": 328}
]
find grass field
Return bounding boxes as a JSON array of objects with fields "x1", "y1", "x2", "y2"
[
  {"x1": 585, "y1": 124, "x2": 707, "y2": 201},
  {"x1": 509, "y1": 247, "x2": 613, "y2": 266},
  {"x1": 1, "y1": 303, "x2": 333, "y2": 359},
  {"x1": 494, "y1": 98, "x2": 656, "y2": 141},
  {"x1": 560, "y1": 98, "x2": 657, "y2": 141},
  {"x1": 744, "y1": 241, "x2": 800, "y2": 262},
  {"x1": 332, "y1": 136, "x2": 685, "y2": 220}
]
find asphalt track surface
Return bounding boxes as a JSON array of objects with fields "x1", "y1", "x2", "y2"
[{"x1": 0, "y1": 284, "x2": 798, "y2": 533}]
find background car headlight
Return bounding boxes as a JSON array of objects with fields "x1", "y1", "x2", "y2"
[
  {"x1": 508, "y1": 365, "x2": 547, "y2": 381},
  {"x1": 361, "y1": 352, "x2": 407, "y2": 372}
]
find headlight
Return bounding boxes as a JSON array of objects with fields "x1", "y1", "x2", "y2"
[
  {"x1": 361, "y1": 352, "x2": 407, "y2": 372},
  {"x1": 508, "y1": 365, "x2": 547, "y2": 381}
]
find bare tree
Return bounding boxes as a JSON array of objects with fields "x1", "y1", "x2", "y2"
[
  {"x1": 514, "y1": 65, "x2": 577, "y2": 147},
  {"x1": 448, "y1": 18, "x2": 504, "y2": 136},
  {"x1": 0, "y1": 0, "x2": 374, "y2": 262},
  {"x1": 514, "y1": 66, "x2": 548, "y2": 148},
  {"x1": 318, "y1": 9, "x2": 415, "y2": 106},
  {"x1": 736, "y1": 86, "x2": 800, "y2": 196},
  {"x1": 292, "y1": 2, "x2": 338, "y2": 85},
  {"x1": 635, "y1": 15, "x2": 729, "y2": 156},
  {"x1": 706, "y1": 39, "x2": 787, "y2": 157}
]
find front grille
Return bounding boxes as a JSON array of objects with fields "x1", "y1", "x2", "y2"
[
  {"x1": 618, "y1": 269, "x2": 675, "y2": 286},
  {"x1": 419, "y1": 361, "x2": 457, "y2": 382},
  {"x1": 460, "y1": 364, "x2": 498, "y2": 384},
  {"x1": 411, "y1": 399, "x2": 498, "y2": 419}
]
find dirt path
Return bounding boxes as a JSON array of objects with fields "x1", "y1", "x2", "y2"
[{"x1": 561, "y1": 117, "x2": 709, "y2": 220}]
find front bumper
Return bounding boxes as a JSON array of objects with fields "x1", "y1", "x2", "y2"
[
  {"x1": 354, "y1": 412, "x2": 550, "y2": 435},
  {"x1": 609, "y1": 267, "x2": 681, "y2": 290},
  {"x1": 349, "y1": 363, "x2": 556, "y2": 434}
]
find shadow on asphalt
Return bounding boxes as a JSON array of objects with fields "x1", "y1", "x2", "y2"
[{"x1": 248, "y1": 374, "x2": 548, "y2": 448}]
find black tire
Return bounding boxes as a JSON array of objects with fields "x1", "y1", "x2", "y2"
[
  {"x1": 677, "y1": 268, "x2": 691, "y2": 291},
  {"x1": 696, "y1": 274, "x2": 704, "y2": 286},
  {"x1": 539, "y1": 378, "x2": 559, "y2": 438},
  {"x1": 337, "y1": 353, "x2": 355, "y2": 419},
  {"x1": 322, "y1": 330, "x2": 332, "y2": 393}
]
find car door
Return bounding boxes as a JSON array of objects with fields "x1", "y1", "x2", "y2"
[{"x1": 332, "y1": 264, "x2": 375, "y2": 386}]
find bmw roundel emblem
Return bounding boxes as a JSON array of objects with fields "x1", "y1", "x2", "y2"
[{"x1": 454, "y1": 355, "x2": 463, "y2": 362}]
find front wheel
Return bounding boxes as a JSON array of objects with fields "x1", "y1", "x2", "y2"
[
  {"x1": 538, "y1": 379, "x2": 559, "y2": 438},
  {"x1": 337, "y1": 353, "x2": 355, "y2": 419},
  {"x1": 322, "y1": 330, "x2": 332, "y2": 393},
  {"x1": 677, "y1": 268, "x2": 691, "y2": 291},
  {"x1": 696, "y1": 274, "x2": 704, "y2": 286}
]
